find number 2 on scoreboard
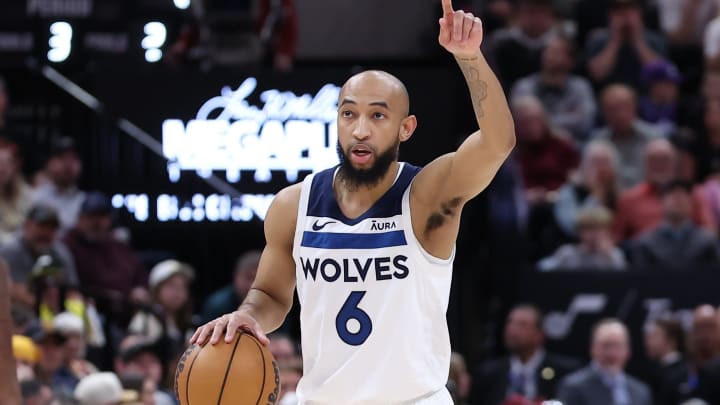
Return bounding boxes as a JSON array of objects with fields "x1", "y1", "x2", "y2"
[{"x1": 336, "y1": 291, "x2": 372, "y2": 345}]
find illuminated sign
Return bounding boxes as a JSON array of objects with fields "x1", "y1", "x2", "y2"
[{"x1": 162, "y1": 77, "x2": 341, "y2": 183}]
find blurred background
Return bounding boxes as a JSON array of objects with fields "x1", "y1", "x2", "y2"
[{"x1": 4, "y1": 0, "x2": 720, "y2": 404}]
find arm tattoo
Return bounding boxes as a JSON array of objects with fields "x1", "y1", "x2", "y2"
[{"x1": 458, "y1": 61, "x2": 489, "y2": 119}]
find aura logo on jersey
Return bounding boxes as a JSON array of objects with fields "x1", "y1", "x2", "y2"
[
  {"x1": 162, "y1": 77, "x2": 341, "y2": 184},
  {"x1": 300, "y1": 255, "x2": 409, "y2": 282}
]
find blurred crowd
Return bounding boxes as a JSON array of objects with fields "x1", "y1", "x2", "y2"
[{"x1": 4, "y1": 0, "x2": 720, "y2": 403}]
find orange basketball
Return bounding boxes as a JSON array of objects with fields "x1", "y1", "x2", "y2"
[{"x1": 175, "y1": 332, "x2": 280, "y2": 405}]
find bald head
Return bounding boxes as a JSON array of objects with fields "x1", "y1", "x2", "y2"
[
  {"x1": 340, "y1": 70, "x2": 410, "y2": 117},
  {"x1": 601, "y1": 84, "x2": 637, "y2": 134},
  {"x1": 643, "y1": 138, "x2": 676, "y2": 185}
]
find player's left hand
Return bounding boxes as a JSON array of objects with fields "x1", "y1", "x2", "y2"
[{"x1": 438, "y1": 0, "x2": 484, "y2": 59}]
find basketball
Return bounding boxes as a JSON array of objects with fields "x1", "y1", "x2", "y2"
[{"x1": 175, "y1": 332, "x2": 280, "y2": 405}]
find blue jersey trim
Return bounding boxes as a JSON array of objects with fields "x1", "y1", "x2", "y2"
[
  {"x1": 306, "y1": 163, "x2": 421, "y2": 225},
  {"x1": 301, "y1": 231, "x2": 408, "y2": 249}
]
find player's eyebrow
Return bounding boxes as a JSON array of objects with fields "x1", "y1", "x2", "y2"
[{"x1": 339, "y1": 99, "x2": 391, "y2": 110}]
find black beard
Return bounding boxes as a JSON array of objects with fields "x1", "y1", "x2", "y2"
[{"x1": 336, "y1": 140, "x2": 399, "y2": 191}]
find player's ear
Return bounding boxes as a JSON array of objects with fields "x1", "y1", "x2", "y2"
[{"x1": 399, "y1": 115, "x2": 417, "y2": 143}]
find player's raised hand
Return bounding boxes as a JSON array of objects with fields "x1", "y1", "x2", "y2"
[{"x1": 438, "y1": 0, "x2": 484, "y2": 59}]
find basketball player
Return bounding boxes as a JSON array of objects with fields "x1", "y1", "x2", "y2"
[
  {"x1": 0, "y1": 259, "x2": 21, "y2": 405},
  {"x1": 191, "y1": 0, "x2": 515, "y2": 403}
]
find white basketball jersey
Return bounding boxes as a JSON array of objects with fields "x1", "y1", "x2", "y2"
[{"x1": 292, "y1": 162, "x2": 454, "y2": 404}]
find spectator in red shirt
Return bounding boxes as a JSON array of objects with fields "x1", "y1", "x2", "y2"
[
  {"x1": 613, "y1": 138, "x2": 715, "y2": 241},
  {"x1": 62, "y1": 192, "x2": 148, "y2": 326},
  {"x1": 513, "y1": 95, "x2": 579, "y2": 205}
]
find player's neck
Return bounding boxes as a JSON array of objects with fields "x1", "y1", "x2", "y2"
[{"x1": 334, "y1": 162, "x2": 401, "y2": 218}]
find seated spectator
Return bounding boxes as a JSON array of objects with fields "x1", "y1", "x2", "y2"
[
  {"x1": 613, "y1": 139, "x2": 714, "y2": 240},
  {"x1": 511, "y1": 34, "x2": 597, "y2": 142},
  {"x1": 119, "y1": 373, "x2": 157, "y2": 405},
  {"x1": 471, "y1": 305, "x2": 581, "y2": 405},
  {"x1": 114, "y1": 335, "x2": 174, "y2": 405},
  {"x1": 0, "y1": 206, "x2": 78, "y2": 308},
  {"x1": 128, "y1": 260, "x2": 195, "y2": 359},
  {"x1": 74, "y1": 372, "x2": 137, "y2": 405},
  {"x1": 631, "y1": 180, "x2": 720, "y2": 269},
  {"x1": 513, "y1": 96, "x2": 579, "y2": 202},
  {"x1": 557, "y1": 318, "x2": 652, "y2": 405},
  {"x1": 52, "y1": 312, "x2": 96, "y2": 380},
  {"x1": 585, "y1": 0, "x2": 666, "y2": 90},
  {"x1": 644, "y1": 317, "x2": 689, "y2": 405},
  {"x1": 704, "y1": 3, "x2": 720, "y2": 69},
  {"x1": 31, "y1": 138, "x2": 85, "y2": 229},
  {"x1": 486, "y1": 0, "x2": 560, "y2": 89},
  {"x1": 201, "y1": 250, "x2": 260, "y2": 323},
  {"x1": 62, "y1": 192, "x2": 148, "y2": 327},
  {"x1": 554, "y1": 140, "x2": 620, "y2": 237},
  {"x1": 539, "y1": 206, "x2": 627, "y2": 271},
  {"x1": 0, "y1": 140, "x2": 32, "y2": 245},
  {"x1": 448, "y1": 352, "x2": 472, "y2": 405},
  {"x1": 32, "y1": 329, "x2": 77, "y2": 398},
  {"x1": 678, "y1": 69, "x2": 720, "y2": 133},
  {"x1": 592, "y1": 84, "x2": 664, "y2": 189},
  {"x1": 657, "y1": 0, "x2": 716, "y2": 47},
  {"x1": 639, "y1": 60, "x2": 682, "y2": 136}
]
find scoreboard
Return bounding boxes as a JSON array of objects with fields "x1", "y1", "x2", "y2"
[{"x1": 0, "y1": 0, "x2": 192, "y2": 67}]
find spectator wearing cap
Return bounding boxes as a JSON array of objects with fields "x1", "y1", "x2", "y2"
[
  {"x1": 0, "y1": 205, "x2": 78, "y2": 308},
  {"x1": 639, "y1": 60, "x2": 682, "y2": 136},
  {"x1": 114, "y1": 335, "x2": 175, "y2": 405},
  {"x1": 53, "y1": 312, "x2": 97, "y2": 380},
  {"x1": 0, "y1": 140, "x2": 32, "y2": 245},
  {"x1": 539, "y1": 206, "x2": 627, "y2": 271},
  {"x1": 630, "y1": 180, "x2": 720, "y2": 269},
  {"x1": 128, "y1": 259, "x2": 195, "y2": 358},
  {"x1": 613, "y1": 139, "x2": 715, "y2": 241},
  {"x1": 33, "y1": 328, "x2": 78, "y2": 397},
  {"x1": 31, "y1": 137, "x2": 85, "y2": 229},
  {"x1": 511, "y1": 34, "x2": 597, "y2": 142},
  {"x1": 584, "y1": 0, "x2": 666, "y2": 90},
  {"x1": 63, "y1": 191, "x2": 148, "y2": 327},
  {"x1": 74, "y1": 372, "x2": 138, "y2": 405},
  {"x1": 592, "y1": 84, "x2": 664, "y2": 189},
  {"x1": 485, "y1": 0, "x2": 560, "y2": 90},
  {"x1": 201, "y1": 250, "x2": 260, "y2": 323}
]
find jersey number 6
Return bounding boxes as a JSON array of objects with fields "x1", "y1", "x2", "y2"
[{"x1": 336, "y1": 291, "x2": 372, "y2": 345}]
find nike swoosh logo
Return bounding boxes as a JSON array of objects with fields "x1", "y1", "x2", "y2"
[{"x1": 312, "y1": 220, "x2": 336, "y2": 231}]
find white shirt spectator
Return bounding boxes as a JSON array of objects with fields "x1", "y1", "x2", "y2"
[{"x1": 31, "y1": 183, "x2": 85, "y2": 229}]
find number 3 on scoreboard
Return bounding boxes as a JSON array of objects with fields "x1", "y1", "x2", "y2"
[{"x1": 335, "y1": 291, "x2": 372, "y2": 345}]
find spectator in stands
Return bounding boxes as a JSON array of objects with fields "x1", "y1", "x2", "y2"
[
  {"x1": 119, "y1": 373, "x2": 157, "y2": 405},
  {"x1": 448, "y1": 352, "x2": 471, "y2": 405},
  {"x1": 0, "y1": 140, "x2": 32, "y2": 246},
  {"x1": 33, "y1": 329, "x2": 77, "y2": 397},
  {"x1": 554, "y1": 140, "x2": 620, "y2": 237},
  {"x1": 268, "y1": 333, "x2": 298, "y2": 363},
  {"x1": 631, "y1": 180, "x2": 720, "y2": 269},
  {"x1": 258, "y1": 0, "x2": 299, "y2": 72},
  {"x1": 613, "y1": 139, "x2": 715, "y2": 240},
  {"x1": 32, "y1": 137, "x2": 84, "y2": 229},
  {"x1": 706, "y1": 3, "x2": 720, "y2": 69},
  {"x1": 0, "y1": 206, "x2": 78, "y2": 308},
  {"x1": 277, "y1": 356, "x2": 302, "y2": 405},
  {"x1": 74, "y1": 372, "x2": 137, "y2": 405},
  {"x1": 511, "y1": 34, "x2": 596, "y2": 142},
  {"x1": 63, "y1": 192, "x2": 148, "y2": 326},
  {"x1": 0, "y1": 259, "x2": 22, "y2": 405},
  {"x1": 674, "y1": 305, "x2": 720, "y2": 403},
  {"x1": 0, "y1": 77, "x2": 7, "y2": 136},
  {"x1": 585, "y1": 0, "x2": 665, "y2": 90},
  {"x1": 513, "y1": 96, "x2": 579, "y2": 203},
  {"x1": 644, "y1": 317, "x2": 689, "y2": 405},
  {"x1": 539, "y1": 206, "x2": 627, "y2": 271},
  {"x1": 592, "y1": 84, "x2": 663, "y2": 189},
  {"x1": 19, "y1": 379, "x2": 52, "y2": 405},
  {"x1": 471, "y1": 304, "x2": 580, "y2": 405},
  {"x1": 557, "y1": 318, "x2": 652, "y2": 405},
  {"x1": 128, "y1": 259, "x2": 195, "y2": 359},
  {"x1": 639, "y1": 60, "x2": 682, "y2": 136},
  {"x1": 476, "y1": 0, "x2": 515, "y2": 35},
  {"x1": 694, "y1": 100, "x2": 720, "y2": 182},
  {"x1": 657, "y1": 0, "x2": 716, "y2": 47},
  {"x1": 486, "y1": 0, "x2": 560, "y2": 89},
  {"x1": 201, "y1": 250, "x2": 259, "y2": 323},
  {"x1": 53, "y1": 312, "x2": 96, "y2": 380},
  {"x1": 114, "y1": 335, "x2": 174, "y2": 405}
]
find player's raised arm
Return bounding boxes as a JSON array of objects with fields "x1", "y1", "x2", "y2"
[
  {"x1": 190, "y1": 184, "x2": 300, "y2": 346},
  {"x1": 415, "y1": 0, "x2": 515, "y2": 207}
]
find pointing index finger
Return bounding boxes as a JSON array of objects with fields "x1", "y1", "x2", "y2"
[{"x1": 441, "y1": 0, "x2": 454, "y2": 15}]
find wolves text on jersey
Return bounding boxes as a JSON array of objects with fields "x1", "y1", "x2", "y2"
[{"x1": 300, "y1": 255, "x2": 409, "y2": 282}]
